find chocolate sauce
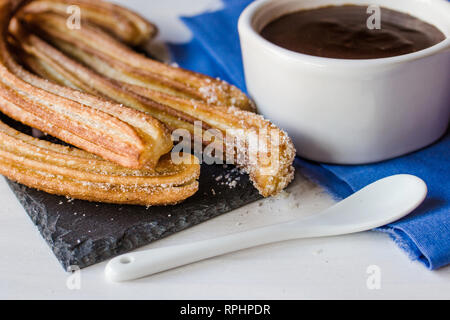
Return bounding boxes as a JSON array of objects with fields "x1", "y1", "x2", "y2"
[{"x1": 260, "y1": 5, "x2": 446, "y2": 59}]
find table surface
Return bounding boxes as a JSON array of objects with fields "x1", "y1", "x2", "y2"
[{"x1": 1, "y1": 0, "x2": 449, "y2": 300}]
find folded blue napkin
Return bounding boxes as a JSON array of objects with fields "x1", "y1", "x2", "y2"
[{"x1": 169, "y1": 0, "x2": 450, "y2": 270}]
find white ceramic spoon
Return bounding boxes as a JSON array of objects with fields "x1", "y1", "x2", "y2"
[{"x1": 105, "y1": 174, "x2": 427, "y2": 282}]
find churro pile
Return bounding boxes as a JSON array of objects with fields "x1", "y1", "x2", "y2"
[{"x1": 0, "y1": 0, "x2": 296, "y2": 206}]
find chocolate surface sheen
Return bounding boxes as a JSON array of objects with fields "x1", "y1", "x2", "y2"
[{"x1": 260, "y1": 5, "x2": 446, "y2": 59}]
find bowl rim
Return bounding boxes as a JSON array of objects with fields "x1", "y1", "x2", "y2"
[{"x1": 238, "y1": 0, "x2": 450, "y2": 67}]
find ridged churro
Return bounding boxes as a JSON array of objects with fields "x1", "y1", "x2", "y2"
[
  {"x1": 18, "y1": 10, "x2": 256, "y2": 111},
  {"x1": 0, "y1": 118, "x2": 200, "y2": 205},
  {"x1": 0, "y1": 0, "x2": 202, "y2": 206},
  {"x1": 14, "y1": 25, "x2": 296, "y2": 196},
  {"x1": 21, "y1": 0, "x2": 157, "y2": 45},
  {"x1": 0, "y1": 0, "x2": 173, "y2": 169},
  {"x1": 4, "y1": 0, "x2": 296, "y2": 198}
]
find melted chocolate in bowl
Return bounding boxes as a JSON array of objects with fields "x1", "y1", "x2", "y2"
[{"x1": 260, "y1": 5, "x2": 446, "y2": 59}]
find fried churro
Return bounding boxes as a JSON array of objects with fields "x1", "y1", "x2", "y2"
[
  {"x1": 21, "y1": 0, "x2": 157, "y2": 45},
  {"x1": 0, "y1": 119, "x2": 200, "y2": 205},
  {"x1": 4, "y1": 0, "x2": 296, "y2": 198},
  {"x1": 18, "y1": 10, "x2": 256, "y2": 111},
  {"x1": 0, "y1": 0, "x2": 173, "y2": 169},
  {"x1": 16, "y1": 0, "x2": 295, "y2": 196},
  {"x1": 14, "y1": 24, "x2": 296, "y2": 196},
  {"x1": 0, "y1": 0, "x2": 201, "y2": 206}
]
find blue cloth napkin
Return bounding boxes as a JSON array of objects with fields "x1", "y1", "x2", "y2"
[{"x1": 169, "y1": 0, "x2": 450, "y2": 270}]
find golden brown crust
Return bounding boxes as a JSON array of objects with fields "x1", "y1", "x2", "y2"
[
  {"x1": 0, "y1": 0, "x2": 200, "y2": 206},
  {"x1": 0, "y1": 119, "x2": 200, "y2": 206},
  {"x1": 0, "y1": 1, "x2": 173, "y2": 169},
  {"x1": 135, "y1": 89, "x2": 296, "y2": 197},
  {"x1": 7, "y1": 0, "x2": 296, "y2": 198},
  {"x1": 18, "y1": 11, "x2": 256, "y2": 111},
  {"x1": 13, "y1": 23, "x2": 296, "y2": 197},
  {"x1": 20, "y1": 0, "x2": 157, "y2": 45}
]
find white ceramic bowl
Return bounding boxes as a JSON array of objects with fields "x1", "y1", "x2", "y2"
[{"x1": 238, "y1": 0, "x2": 450, "y2": 164}]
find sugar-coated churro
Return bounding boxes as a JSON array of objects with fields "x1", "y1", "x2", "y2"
[
  {"x1": 14, "y1": 26, "x2": 296, "y2": 196},
  {"x1": 4, "y1": 0, "x2": 296, "y2": 198},
  {"x1": 0, "y1": 118, "x2": 200, "y2": 205},
  {"x1": 0, "y1": 0, "x2": 174, "y2": 169},
  {"x1": 18, "y1": 10, "x2": 256, "y2": 111},
  {"x1": 21, "y1": 0, "x2": 157, "y2": 45}
]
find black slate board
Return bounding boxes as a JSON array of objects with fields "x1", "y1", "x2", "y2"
[
  {"x1": 3, "y1": 114, "x2": 262, "y2": 270},
  {"x1": 7, "y1": 164, "x2": 262, "y2": 270}
]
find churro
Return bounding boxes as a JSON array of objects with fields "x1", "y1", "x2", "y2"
[
  {"x1": 7, "y1": 0, "x2": 296, "y2": 197},
  {"x1": 18, "y1": 10, "x2": 255, "y2": 111},
  {"x1": 14, "y1": 27, "x2": 296, "y2": 196},
  {"x1": 21, "y1": 0, "x2": 157, "y2": 45},
  {"x1": 0, "y1": 118, "x2": 200, "y2": 205},
  {"x1": 0, "y1": 0, "x2": 173, "y2": 169}
]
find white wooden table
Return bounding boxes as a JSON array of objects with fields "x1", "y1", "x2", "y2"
[{"x1": 1, "y1": 0, "x2": 449, "y2": 300}]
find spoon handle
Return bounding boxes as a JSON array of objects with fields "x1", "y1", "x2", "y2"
[{"x1": 105, "y1": 222, "x2": 299, "y2": 282}]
